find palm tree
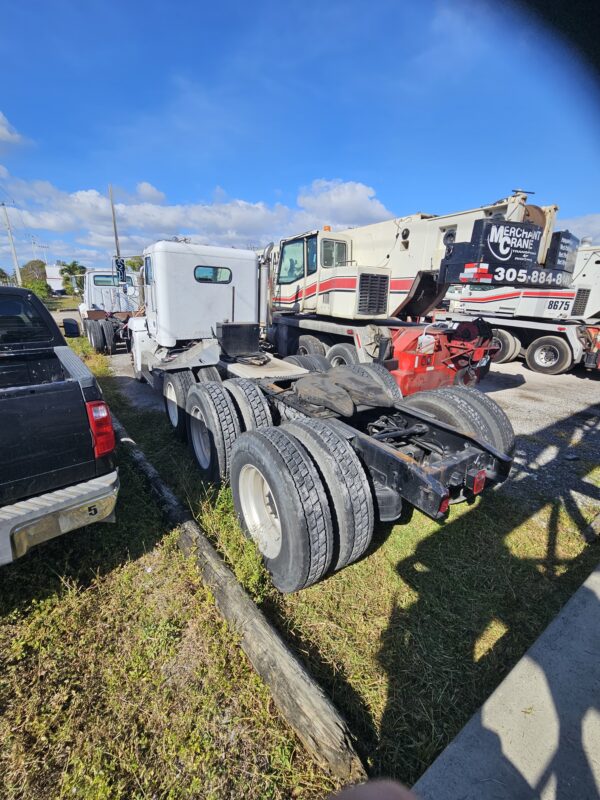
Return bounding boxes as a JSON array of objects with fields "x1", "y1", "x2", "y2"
[{"x1": 59, "y1": 260, "x2": 86, "y2": 294}]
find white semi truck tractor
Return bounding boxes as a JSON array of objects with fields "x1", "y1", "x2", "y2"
[
  {"x1": 440, "y1": 239, "x2": 600, "y2": 375},
  {"x1": 128, "y1": 239, "x2": 518, "y2": 593},
  {"x1": 79, "y1": 259, "x2": 140, "y2": 354},
  {"x1": 265, "y1": 191, "x2": 579, "y2": 391}
]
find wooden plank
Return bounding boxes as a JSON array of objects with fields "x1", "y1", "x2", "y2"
[{"x1": 112, "y1": 415, "x2": 366, "y2": 782}]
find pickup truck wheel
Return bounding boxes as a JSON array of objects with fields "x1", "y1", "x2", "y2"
[
  {"x1": 491, "y1": 329, "x2": 517, "y2": 363},
  {"x1": 196, "y1": 366, "x2": 222, "y2": 383},
  {"x1": 297, "y1": 334, "x2": 329, "y2": 356},
  {"x1": 450, "y1": 387, "x2": 515, "y2": 455},
  {"x1": 163, "y1": 371, "x2": 195, "y2": 441},
  {"x1": 224, "y1": 378, "x2": 273, "y2": 431},
  {"x1": 326, "y1": 343, "x2": 359, "y2": 367},
  {"x1": 283, "y1": 354, "x2": 330, "y2": 372},
  {"x1": 284, "y1": 419, "x2": 374, "y2": 570},
  {"x1": 186, "y1": 381, "x2": 241, "y2": 482},
  {"x1": 525, "y1": 336, "x2": 573, "y2": 375},
  {"x1": 100, "y1": 319, "x2": 117, "y2": 354},
  {"x1": 346, "y1": 363, "x2": 403, "y2": 404},
  {"x1": 230, "y1": 427, "x2": 333, "y2": 592},
  {"x1": 87, "y1": 319, "x2": 105, "y2": 353}
]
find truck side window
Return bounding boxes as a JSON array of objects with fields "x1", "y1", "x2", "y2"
[
  {"x1": 194, "y1": 266, "x2": 232, "y2": 284},
  {"x1": 307, "y1": 236, "x2": 317, "y2": 276},
  {"x1": 144, "y1": 256, "x2": 153, "y2": 284},
  {"x1": 277, "y1": 240, "x2": 304, "y2": 285},
  {"x1": 321, "y1": 239, "x2": 347, "y2": 267}
]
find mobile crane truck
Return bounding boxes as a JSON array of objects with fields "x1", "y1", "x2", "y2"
[
  {"x1": 266, "y1": 191, "x2": 577, "y2": 392},
  {"x1": 127, "y1": 220, "x2": 574, "y2": 592},
  {"x1": 440, "y1": 238, "x2": 599, "y2": 375}
]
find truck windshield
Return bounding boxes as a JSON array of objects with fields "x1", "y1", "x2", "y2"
[
  {"x1": 0, "y1": 294, "x2": 53, "y2": 344},
  {"x1": 278, "y1": 240, "x2": 304, "y2": 284}
]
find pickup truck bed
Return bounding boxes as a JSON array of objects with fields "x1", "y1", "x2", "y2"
[{"x1": 0, "y1": 288, "x2": 118, "y2": 565}]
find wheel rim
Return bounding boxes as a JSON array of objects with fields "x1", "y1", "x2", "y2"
[
  {"x1": 238, "y1": 464, "x2": 282, "y2": 558},
  {"x1": 329, "y1": 355, "x2": 347, "y2": 367},
  {"x1": 165, "y1": 381, "x2": 179, "y2": 427},
  {"x1": 297, "y1": 345, "x2": 309, "y2": 355},
  {"x1": 534, "y1": 345, "x2": 560, "y2": 368},
  {"x1": 189, "y1": 406, "x2": 211, "y2": 468}
]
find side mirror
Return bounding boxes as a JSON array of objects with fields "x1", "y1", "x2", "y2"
[{"x1": 63, "y1": 318, "x2": 80, "y2": 338}]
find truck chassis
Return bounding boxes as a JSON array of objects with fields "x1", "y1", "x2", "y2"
[{"x1": 159, "y1": 352, "x2": 513, "y2": 592}]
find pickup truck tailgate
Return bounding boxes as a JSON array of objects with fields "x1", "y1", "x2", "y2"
[{"x1": 0, "y1": 379, "x2": 97, "y2": 505}]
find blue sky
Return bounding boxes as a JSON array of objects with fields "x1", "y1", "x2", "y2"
[{"x1": 1, "y1": 0, "x2": 599, "y2": 267}]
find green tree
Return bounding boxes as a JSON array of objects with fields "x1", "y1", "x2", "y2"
[
  {"x1": 126, "y1": 256, "x2": 143, "y2": 272},
  {"x1": 0, "y1": 267, "x2": 9, "y2": 285},
  {"x1": 23, "y1": 278, "x2": 51, "y2": 299},
  {"x1": 21, "y1": 259, "x2": 47, "y2": 283},
  {"x1": 59, "y1": 260, "x2": 86, "y2": 295},
  {"x1": 21, "y1": 260, "x2": 51, "y2": 297}
]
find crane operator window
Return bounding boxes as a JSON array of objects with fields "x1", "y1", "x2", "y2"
[{"x1": 277, "y1": 240, "x2": 304, "y2": 285}]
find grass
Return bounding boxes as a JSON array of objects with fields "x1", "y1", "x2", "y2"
[
  {"x1": 3, "y1": 337, "x2": 599, "y2": 795},
  {"x1": 42, "y1": 295, "x2": 78, "y2": 312},
  {"x1": 0, "y1": 338, "x2": 337, "y2": 799}
]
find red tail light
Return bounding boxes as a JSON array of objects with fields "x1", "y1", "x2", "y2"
[
  {"x1": 472, "y1": 469, "x2": 486, "y2": 495},
  {"x1": 86, "y1": 401, "x2": 116, "y2": 458},
  {"x1": 438, "y1": 495, "x2": 450, "y2": 515}
]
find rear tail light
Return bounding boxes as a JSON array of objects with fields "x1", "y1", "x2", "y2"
[
  {"x1": 86, "y1": 401, "x2": 116, "y2": 458},
  {"x1": 472, "y1": 469, "x2": 486, "y2": 495},
  {"x1": 438, "y1": 495, "x2": 450, "y2": 515}
]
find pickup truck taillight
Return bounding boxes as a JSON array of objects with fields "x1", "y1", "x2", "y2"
[{"x1": 86, "y1": 401, "x2": 116, "y2": 458}]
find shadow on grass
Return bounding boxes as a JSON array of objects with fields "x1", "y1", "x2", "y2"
[
  {"x1": 377, "y1": 401, "x2": 600, "y2": 786},
  {"x1": 25, "y1": 368, "x2": 598, "y2": 788}
]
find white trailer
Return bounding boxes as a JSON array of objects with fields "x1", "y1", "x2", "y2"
[
  {"x1": 439, "y1": 241, "x2": 600, "y2": 375},
  {"x1": 128, "y1": 239, "x2": 516, "y2": 593}
]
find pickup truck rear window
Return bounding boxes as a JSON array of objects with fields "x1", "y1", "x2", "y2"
[{"x1": 0, "y1": 294, "x2": 54, "y2": 344}]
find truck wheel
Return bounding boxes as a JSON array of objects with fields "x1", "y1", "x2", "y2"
[
  {"x1": 163, "y1": 370, "x2": 195, "y2": 440},
  {"x1": 297, "y1": 334, "x2": 329, "y2": 356},
  {"x1": 450, "y1": 387, "x2": 515, "y2": 455},
  {"x1": 431, "y1": 387, "x2": 507, "y2": 452},
  {"x1": 525, "y1": 336, "x2": 573, "y2": 375},
  {"x1": 403, "y1": 389, "x2": 496, "y2": 445},
  {"x1": 346, "y1": 363, "x2": 403, "y2": 403},
  {"x1": 224, "y1": 378, "x2": 273, "y2": 431},
  {"x1": 491, "y1": 329, "x2": 517, "y2": 364},
  {"x1": 186, "y1": 381, "x2": 241, "y2": 482},
  {"x1": 196, "y1": 366, "x2": 222, "y2": 383},
  {"x1": 100, "y1": 319, "x2": 117, "y2": 354},
  {"x1": 230, "y1": 427, "x2": 333, "y2": 592},
  {"x1": 284, "y1": 354, "x2": 330, "y2": 372},
  {"x1": 87, "y1": 319, "x2": 105, "y2": 353},
  {"x1": 326, "y1": 343, "x2": 359, "y2": 367},
  {"x1": 507, "y1": 333, "x2": 522, "y2": 361},
  {"x1": 283, "y1": 419, "x2": 374, "y2": 570}
]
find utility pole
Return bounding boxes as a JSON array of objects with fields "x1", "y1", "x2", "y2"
[
  {"x1": 108, "y1": 184, "x2": 121, "y2": 258},
  {"x1": 1, "y1": 202, "x2": 22, "y2": 286}
]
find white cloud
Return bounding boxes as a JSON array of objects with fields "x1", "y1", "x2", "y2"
[
  {"x1": 0, "y1": 112, "x2": 23, "y2": 146},
  {"x1": 559, "y1": 213, "x2": 600, "y2": 243},
  {"x1": 136, "y1": 181, "x2": 165, "y2": 203},
  {"x1": 0, "y1": 169, "x2": 393, "y2": 267}
]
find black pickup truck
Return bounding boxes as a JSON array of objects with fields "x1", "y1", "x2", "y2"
[{"x1": 0, "y1": 287, "x2": 119, "y2": 565}]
